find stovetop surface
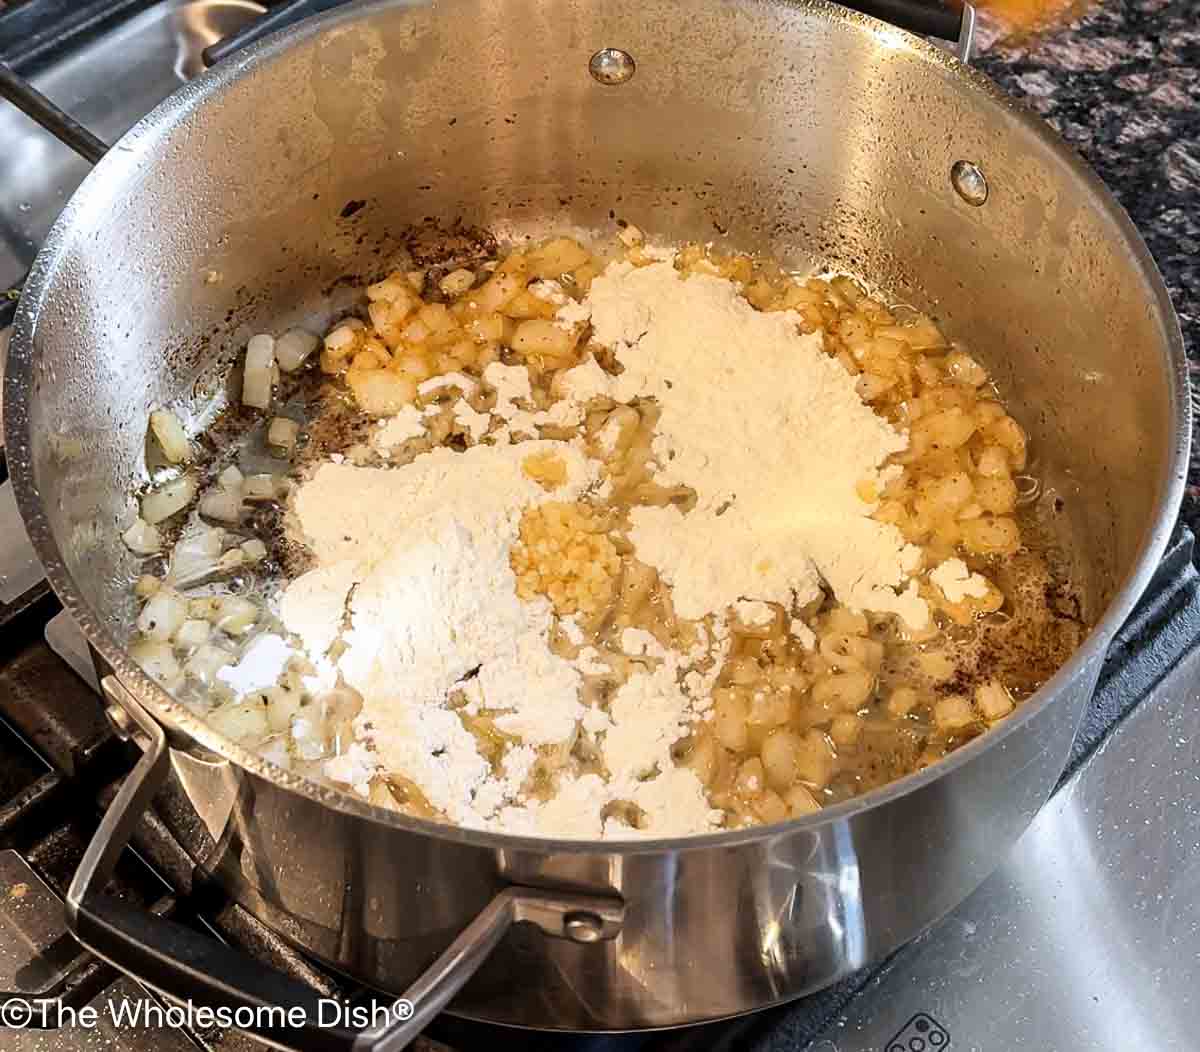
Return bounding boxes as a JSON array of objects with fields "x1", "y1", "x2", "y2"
[
  {"x1": 0, "y1": 2, "x2": 1198, "y2": 1050},
  {"x1": 0, "y1": 0, "x2": 268, "y2": 299}
]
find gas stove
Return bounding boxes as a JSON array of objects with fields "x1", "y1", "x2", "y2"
[{"x1": 0, "y1": 3, "x2": 1198, "y2": 1051}]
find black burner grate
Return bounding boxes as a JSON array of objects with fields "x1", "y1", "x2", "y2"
[{"x1": 0, "y1": 0, "x2": 163, "y2": 73}]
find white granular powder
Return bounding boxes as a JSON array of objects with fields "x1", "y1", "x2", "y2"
[
  {"x1": 323, "y1": 741, "x2": 378, "y2": 798},
  {"x1": 789, "y1": 617, "x2": 817, "y2": 650},
  {"x1": 372, "y1": 404, "x2": 426, "y2": 454},
  {"x1": 216, "y1": 634, "x2": 293, "y2": 697},
  {"x1": 528, "y1": 279, "x2": 567, "y2": 305},
  {"x1": 497, "y1": 766, "x2": 721, "y2": 839},
  {"x1": 283, "y1": 441, "x2": 720, "y2": 836},
  {"x1": 604, "y1": 662, "x2": 695, "y2": 781},
  {"x1": 597, "y1": 625, "x2": 728, "y2": 801},
  {"x1": 930, "y1": 558, "x2": 990, "y2": 603},
  {"x1": 483, "y1": 361, "x2": 583, "y2": 441},
  {"x1": 735, "y1": 600, "x2": 774, "y2": 627},
  {"x1": 278, "y1": 561, "x2": 356, "y2": 658},
  {"x1": 482, "y1": 361, "x2": 533, "y2": 410},
  {"x1": 560, "y1": 617, "x2": 585, "y2": 646},
  {"x1": 283, "y1": 445, "x2": 598, "y2": 826},
  {"x1": 452, "y1": 399, "x2": 491, "y2": 442},
  {"x1": 417, "y1": 372, "x2": 478, "y2": 398},
  {"x1": 557, "y1": 261, "x2": 928, "y2": 629}
]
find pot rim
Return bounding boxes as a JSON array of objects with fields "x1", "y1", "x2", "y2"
[{"x1": 4, "y1": 0, "x2": 1190, "y2": 856}]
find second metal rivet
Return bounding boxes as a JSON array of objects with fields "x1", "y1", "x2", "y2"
[
  {"x1": 563, "y1": 910, "x2": 605, "y2": 943},
  {"x1": 104, "y1": 702, "x2": 135, "y2": 741},
  {"x1": 589, "y1": 48, "x2": 636, "y2": 86},
  {"x1": 951, "y1": 160, "x2": 989, "y2": 206}
]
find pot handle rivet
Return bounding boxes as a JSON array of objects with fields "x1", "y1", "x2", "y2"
[
  {"x1": 104, "y1": 702, "x2": 134, "y2": 740},
  {"x1": 564, "y1": 910, "x2": 607, "y2": 943},
  {"x1": 101, "y1": 676, "x2": 151, "y2": 748},
  {"x1": 589, "y1": 48, "x2": 636, "y2": 86},
  {"x1": 951, "y1": 160, "x2": 989, "y2": 206}
]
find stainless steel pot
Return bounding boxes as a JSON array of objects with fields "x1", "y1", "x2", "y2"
[{"x1": 2, "y1": 0, "x2": 1189, "y2": 1047}]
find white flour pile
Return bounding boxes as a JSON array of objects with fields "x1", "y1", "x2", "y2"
[
  {"x1": 280, "y1": 443, "x2": 724, "y2": 836},
  {"x1": 277, "y1": 251, "x2": 929, "y2": 839},
  {"x1": 281, "y1": 444, "x2": 594, "y2": 826},
  {"x1": 556, "y1": 261, "x2": 927, "y2": 628},
  {"x1": 929, "y1": 558, "x2": 990, "y2": 603}
]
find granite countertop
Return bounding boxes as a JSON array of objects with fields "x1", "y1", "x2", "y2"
[{"x1": 973, "y1": 0, "x2": 1199, "y2": 529}]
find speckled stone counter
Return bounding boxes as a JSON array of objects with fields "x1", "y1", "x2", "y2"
[{"x1": 974, "y1": 0, "x2": 1200, "y2": 527}]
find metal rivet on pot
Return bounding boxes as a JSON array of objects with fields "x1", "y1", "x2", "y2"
[
  {"x1": 951, "y1": 160, "x2": 989, "y2": 206},
  {"x1": 104, "y1": 702, "x2": 135, "y2": 741},
  {"x1": 589, "y1": 48, "x2": 636, "y2": 86},
  {"x1": 563, "y1": 910, "x2": 606, "y2": 943}
]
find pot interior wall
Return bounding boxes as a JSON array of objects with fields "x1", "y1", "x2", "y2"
[{"x1": 11, "y1": 0, "x2": 1179, "y2": 661}]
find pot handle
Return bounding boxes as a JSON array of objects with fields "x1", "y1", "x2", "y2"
[
  {"x1": 843, "y1": 0, "x2": 977, "y2": 62},
  {"x1": 842, "y1": 0, "x2": 957, "y2": 41},
  {"x1": 66, "y1": 678, "x2": 623, "y2": 1052},
  {"x1": 202, "y1": 0, "x2": 343, "y2": 67},
  {"x1": 202, "y1": 0, "x2": 977, "y2": 68},
  {"x1": 0, "y1": 60, "x2": 107, "y2": 163}
]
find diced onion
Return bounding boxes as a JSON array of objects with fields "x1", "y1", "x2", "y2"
[
  {"x1": 185, "y1": 644, "x2": 233, "y2": 686},
  {"x1": 208, "y1": 699, "x2": 269, "y2": 741},
  {"x1": 180, "y1": 524, "x2": 225, "y2": 559},
  {"x1": 122, "y1": 518, "x2": 161, "y2": 556},
  {"x1": 217, "y1": 548, "x2": 246, "y2": 573},
  {"x1": 218, "y1": 464, "x2": 244, "y2": 488},
  {"x1": 367, "y1": 276, "x2": 409, "y2": 303},
  {"x1": 345, "y1": 370, "x2": 416, "y2": 416},
  {"x1": 214, "y1": 595, "x2": 259, "y2": 636},
  {"x1": 258, "y1": 736, "x2": 292, "y2": 769},
  {"x1": 265, "y1": 687, "x2": 304, "y2": 733},
  {"x1": 324, "y1": 324, "x2": 358, "y2": 351},
  {"x1": 473, "y1": 271, "x2": 522, "y2": 313},
  {"x1": 243, "y1": 475, "x2": 278, "y2": 502},
  {"x1": 130, "y1": 639, "x2": 183, "y2": 689},
  {"x1": 439, "y1": 269, "x2": 476, "y2": 297},
  {"x1": 136, "y1": 589, "x2": 187, "y2": 642},
  {"x1": 242, "y1": 334, "x2": 276, "y2": 409},
  {"x1": 275, "y1": 328, "x2": 321, "y2": 372},
  {"x1": 174, "y1": 619, "x2": 212, "y2": 649},
  {"x1": 199, "y1": 488, "x2": 243, "y2": 524},
  {"x1": 267, "y1": 417, "x2": 299, "y2": 454},
  {"x1": 141, "y1": 473, "x2": 197, "y2": 524},
  {"x1": 291, "y1": 713, "x2": 329, "y2": 761},
  {"x1": 189, "y1": 597, "x2": 220, "y2": 620},
  {"x1": 134, "y1": 575, "x2": 161, "y2": 598},
  {"x1": 512, "y1": 319, "x2": 574, "y2": 359},
  {"x1": 241, "y1": 538, "x2": 268, "y2": 563},
  {"x1": 149, "y1": 409, "x2": 191, "y2": 464},
  {"x1": 975, "y1": 679, "x2": 1015, "y2": 721},
  {"x1": 168, "y1": 525, "x2": 225, "y2": 584}
]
